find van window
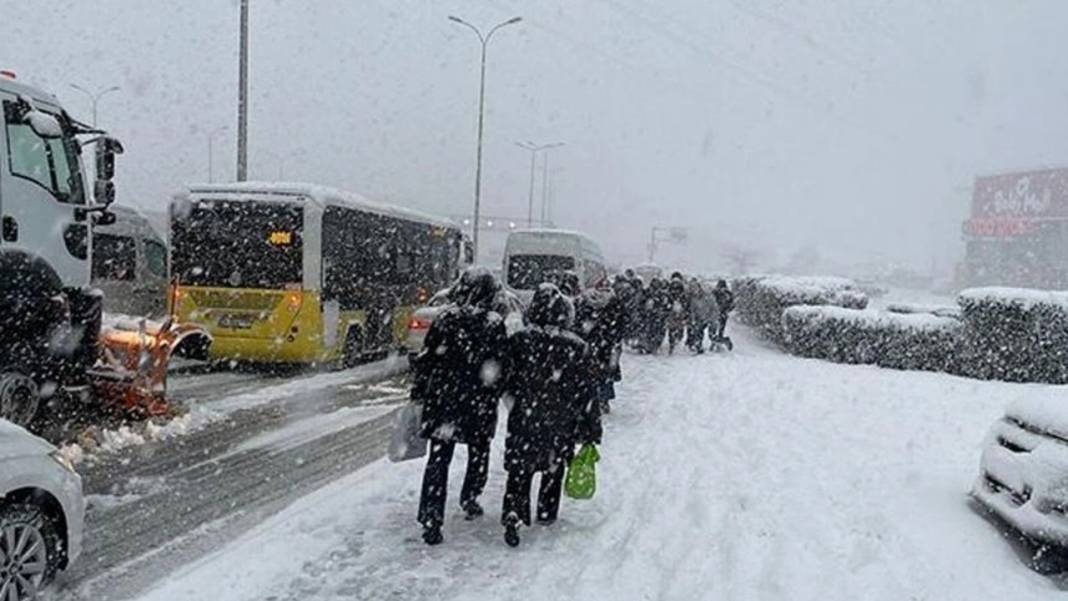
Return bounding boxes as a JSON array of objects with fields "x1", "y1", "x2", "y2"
[
  {"x1": 144, "y1": 238, "x2": 168, "y2": 278},
  {"x1": 93, "y1": 233, "x2": 137, "y2": 281},
  {"x1": 507, "y1": 254, "x2": 575, "y2": 290},
  {"x1": 3, "y1": 102, "x2": 84, "y2": 205}
]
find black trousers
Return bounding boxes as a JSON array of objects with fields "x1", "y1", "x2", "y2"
[
  {"x1": 418, "y1": 438, "x2": 490, "y2": 528},
  {"x1": 716, "y1": 314, "x2": 729, "y2": 338},
  {"x1": 501, "y1": 458, "x2": 566, "y2": 527},
  {"x1": 687, "y1": 321, "x2": 708, "y2": 350}
]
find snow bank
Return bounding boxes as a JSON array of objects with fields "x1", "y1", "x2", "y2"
[
  {"x1": 734, "y1": 275, "x2": 869, "y2": 344},
  {"x1": 783, "y1": 306, "x2": 961, "y2": 372}
]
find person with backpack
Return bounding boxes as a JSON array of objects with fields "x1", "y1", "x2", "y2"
[
  {"x1": 501, "y1": 284, "x2": 602, "y2": 547},
  {"x1": 411, "y1": 268, "x2": 509, "y2": 546}
]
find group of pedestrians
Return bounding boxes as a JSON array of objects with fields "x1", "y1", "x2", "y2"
[
  {"x1": 410, "y1": 268, "x2": 624, "y2": 548},
  {"x1": 613, "y1": 270, "x2": 734, "y2": 355}
]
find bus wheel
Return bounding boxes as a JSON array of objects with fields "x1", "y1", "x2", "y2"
[{"x1": 342, "y1": 327, "x2": 364, "y2": 368}]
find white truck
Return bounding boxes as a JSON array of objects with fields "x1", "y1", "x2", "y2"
[{"x1": 0, "y1": 71, "x2": 123, "y2": 427}]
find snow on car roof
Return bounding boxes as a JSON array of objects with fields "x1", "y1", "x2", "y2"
[{"x1": 187, "y1": 181, "x2": 460, "y2": 230}]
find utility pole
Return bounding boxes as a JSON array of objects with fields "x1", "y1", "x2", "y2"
[
  {"x1": 68, "y1": 84, "x2": 120, "y2": 127},
  {"x1": 540, "y1": 150, "x2": 551, "y2": 224},
  {"x1": 237, "y1": 0, "x2": 250, "y2": 181},
  {"x1": 516, "y1": 141, "x2": 564, "y2": 226},
  {"x1": 448, "y1": 14, "x2": 522, "y2": 263}
]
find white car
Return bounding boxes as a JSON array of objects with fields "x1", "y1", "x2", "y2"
[
  {"x1": 1, "y1": 419, "x2": 85, "y2": 601},
  {"x1": 405, "y1": 287, "x2": 526, "y2": 357},
  {"x1": 973, "y1": 391, "x2": 1068, "y2": 548}
]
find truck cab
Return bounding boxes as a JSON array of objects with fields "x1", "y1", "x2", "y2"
[{"x1": 0, "y1": 71, "x2": 122, "y2": 427}]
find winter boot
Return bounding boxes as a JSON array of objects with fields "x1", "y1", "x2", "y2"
[
  {"x1": 504, "y1": 522, "x2": 520, "y2": 547},
  {"x1": 422, "y1": 525, "x2": 444, "y2": 546},
  {"x1": 462, "y1": 500, "x2": 484, "y2": 520}
]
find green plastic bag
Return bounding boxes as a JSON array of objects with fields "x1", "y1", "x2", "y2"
[{"x1": 565, "y1": 443, "x2": 600, "y2": 500}]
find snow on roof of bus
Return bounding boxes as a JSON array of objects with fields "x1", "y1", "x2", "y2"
[{"x1": 186, "y1": 181, "x2": 460, "y2": 230}]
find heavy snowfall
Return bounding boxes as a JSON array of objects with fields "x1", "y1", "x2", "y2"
[{"x1": 3, "y1": 2, "x2": 1068, "y2": 601}]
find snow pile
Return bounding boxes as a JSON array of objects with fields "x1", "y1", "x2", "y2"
[
  {"x1": 886, "y1": 302, "x2": 961, "y2": 319},
  {"x1": 59, "y1": 409, "x2": 222, "y2": 466},
  {"x1": 958, "y1": 287, "x2": 1068, "y2": 384},
  {"x1": 783, "y1": 306, "x2": 961, "y2": 372},
  {"x1": 734, "y1": 275, "x2": 869, "y2": 344}
]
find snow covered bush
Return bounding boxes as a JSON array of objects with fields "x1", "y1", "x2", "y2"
[
  {"x1": 782, "y1": 306, "x2": 962, "y2": 372},
  {"x1": 958, "y1": 287, "x2": 1068, "y2": 384},
  {"x1": 733, "y1": 275, "x2": 868, "y2": 344}
]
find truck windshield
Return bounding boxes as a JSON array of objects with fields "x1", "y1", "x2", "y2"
[
  {"x1": 171, "y1": 200, "x2": 303, "y2": 289},
  {"x1": 2, "y1": 102, "x2": 85, "y2": 205},
  {"x1": 507, "y1": 254, "x2": 575, "y2": 290}
]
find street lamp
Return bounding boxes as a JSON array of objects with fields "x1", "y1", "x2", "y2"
[
  {"x1": 69, "y1": 83, "x2": 121, "y2": 127},
  {"x1": 448, "y1": 14, "x2": 522, "y2": 263},
  {"x1": 207, "y1": 126, "x2": 229, "y2": 183},
  {"x1": 516, "y1": 141, "x2": 564, "y2": 227}
]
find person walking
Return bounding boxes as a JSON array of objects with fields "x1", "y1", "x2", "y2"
[
  {"x1": 501, "y1": 284, "x2": 602, "y2": 547},
  {"x1": 712, "y1": 279, "x2": 735, "y2": 341},
  {"x1": 666, "y1": 272, "x2": 689, "y2": 354},
  {"x1": 574, "y1": 281, "x2": 627, "y2": 414},
  {"x1": 411, "y1": 268, "x2": 509, "y2": 546},
  {"x1": 686, "y1": 279, "x2": 718, "y2": 353}
]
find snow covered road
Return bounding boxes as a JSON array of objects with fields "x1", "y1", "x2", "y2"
[{"x1": 131, "y1": 328, "x2": 1064, "y2": 600}]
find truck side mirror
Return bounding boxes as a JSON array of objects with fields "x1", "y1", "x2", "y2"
[{"x1": 94, "y1": 136, "x2": 124, "y2": 181}]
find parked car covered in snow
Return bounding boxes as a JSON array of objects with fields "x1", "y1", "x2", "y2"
[
  {"x1": 973, "y1": 391, "x2": 1068, "y2": 546},
  {"x1": 404, "y1": 285, "x2": 525, "y2": 358},
  {"x1": 0, "y1": 419, "x2": 85, "y2": 600}
]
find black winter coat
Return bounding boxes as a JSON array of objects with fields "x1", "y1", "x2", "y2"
[
  {"x1": 503, "y1": 326, "x2": 602, "y2": 473},
  {"x1": 574, "y1": 290, "x2": 626, "y2": 377},
  {"x1": 713, "y1": 288, "x2": 735, "y2": 315},
  {"x1": 412, "y1": 306, "x2": 508, "y2": 444}
]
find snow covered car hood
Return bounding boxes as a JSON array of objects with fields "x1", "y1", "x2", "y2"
[
  {"x1": 0, "y1": 418, "x2": 55, "y2": 460},
  {"x1": 1005, "y1": 389, "x2": 1068, "y2": 442}
]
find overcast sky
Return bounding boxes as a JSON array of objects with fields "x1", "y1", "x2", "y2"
[{"x1": 3, "y1": 0, "x2": 1067, "y2": 274}]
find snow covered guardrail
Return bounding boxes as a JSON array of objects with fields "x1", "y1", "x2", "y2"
[
  {"x1": 733, "y1": 275, "x2": 868, "y2": 344},
  {"x1": 782, "y1": 305, "x2": 961, "y2": 372},
  {"x1": 958, "y1": 287, "x2": 1068, "y2": 384}
]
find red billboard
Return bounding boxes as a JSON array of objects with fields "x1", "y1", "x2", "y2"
[{"x1": 971, "y1": 167, "x2": 1068, "y2": 219}]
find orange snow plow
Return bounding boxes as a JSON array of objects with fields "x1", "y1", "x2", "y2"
[{"x1": 90, "y1": 317, "x2": 212, "y2": 417}]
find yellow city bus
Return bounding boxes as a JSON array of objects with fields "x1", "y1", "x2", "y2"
[{"x1": 169, "y1": 183, "x2": 469, "y2": 366}]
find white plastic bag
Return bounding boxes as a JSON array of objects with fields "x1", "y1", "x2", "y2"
[{"x1": 388, "y1": 402, "x2": 427, "y2": 462}]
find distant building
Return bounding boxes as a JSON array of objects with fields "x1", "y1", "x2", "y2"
[{"x1": 961, "y1": 167, "x2": 1068, "y2": 289}]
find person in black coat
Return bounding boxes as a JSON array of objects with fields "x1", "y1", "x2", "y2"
[
  {"x1": 712, "y1": 279, "x2": 735, "y2": 340},
  {"x1": 666, "y1": 272, "x2": 690, "y2": 354},
  {"x1": 412, "y1": 268, "x2": 509, "y2": 545},
  {"x1": 574, "y1": 284, "x2": 626, "y2": 414},
  {"x1": 501, "y1": 284, "x2": 602, "y2": 547}
]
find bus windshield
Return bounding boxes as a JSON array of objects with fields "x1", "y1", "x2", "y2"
[
  {"x1": 172, "y1": 200, "x2": 303, "y2": 289},
  {"x1": 507, "y1": 254, "x2": 575, "y2": 290}
]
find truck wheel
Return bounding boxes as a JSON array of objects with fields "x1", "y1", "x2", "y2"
[
  {"x1": 0, "y1": 502, "x2": 62, "y2": 599},
  {"x1": 342, "y1": 327, "x2": 364, "y2": 369},
  {"x1": 0, "y1": 372, "x2": 39, "y2": 428}
]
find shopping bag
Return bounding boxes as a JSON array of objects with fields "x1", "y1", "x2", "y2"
[
  {"x1": 565, "y1": 443, "x2": 600, "y2": 500},
  {"x1": 388, "y1": 402, "x2": 427, "y2": 462}
]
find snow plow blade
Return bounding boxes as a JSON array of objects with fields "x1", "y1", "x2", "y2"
[{"x1": 90, "y1": 318, "x2": 212, "y2": 417}]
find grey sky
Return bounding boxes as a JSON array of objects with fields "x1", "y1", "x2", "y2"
[{"x1": 3, "y1": 1, "x2": 1066, "y2": 274}]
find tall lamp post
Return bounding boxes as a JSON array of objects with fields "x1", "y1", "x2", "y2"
[
  {"x1": 448, "y1": 14, "x2": 522, "y2": 262},
  {"x1": 69, "y1": 84, "x2": 120, "y2": 127},
  {"x1": 207, "y1": 126, "x2": 229, "y2": 183},
  {"x1": 516, "y1": 141, "x2": 564, "y2": 226},
  {"x1": 237, "y1": 0, "x2": 250, "y2": 182}
]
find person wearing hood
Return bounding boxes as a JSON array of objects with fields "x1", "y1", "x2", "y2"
[
  {"x1": 574, "y1": 279, "x2": 626, "y2": 414},
  {"x1": 712, "y1": 279, "x2": 735, "y2": 341},
  {"x1": 686, "y1": 278, "x2": 718, "y2": 353},
  {"x1": 501, "y1": 284, "x2": 602, "y2": 547},
  {"x1": 412, "y1": 268, "x2": 509, "y2": 546}
]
